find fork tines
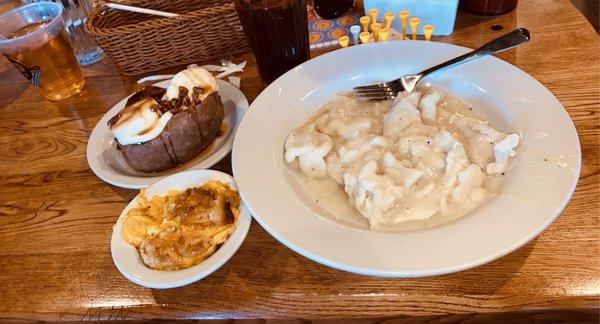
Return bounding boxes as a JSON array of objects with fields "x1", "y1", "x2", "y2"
[
  {"x1": 355, "y1": 89, "x2": 397, "y2": 101},
  {"x1": 354, "y1": 81, "x2": 402, "y2": 101},
  {"x1": 354, "y1": 81, "x2": 401, "y2": 91}
]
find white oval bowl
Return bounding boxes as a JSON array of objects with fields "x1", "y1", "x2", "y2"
[{"x1": 111, "y1": 170, "x2": 251, "y2": 288}]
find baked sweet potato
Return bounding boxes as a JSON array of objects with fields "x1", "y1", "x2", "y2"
[{"x1": 116, "y1": 92, "x2": 225, "y2": 173}]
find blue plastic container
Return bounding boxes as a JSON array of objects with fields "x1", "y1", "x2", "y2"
[{"x1": 362, "y1": 0, "x2": 459, "y2": 36}]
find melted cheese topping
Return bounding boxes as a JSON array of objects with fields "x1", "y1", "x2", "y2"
[{"x1": 284, "y1": 89, "x2": 520, "y2": 228}]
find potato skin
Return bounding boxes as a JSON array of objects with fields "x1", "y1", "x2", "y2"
[{"x1": 118, "y1": 93, "x2": 225, "y2": 173}]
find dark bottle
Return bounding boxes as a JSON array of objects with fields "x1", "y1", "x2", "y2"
[
  {"x1": 460, "y1": 0, "x2": 518, "y2": 16},
  {"x1": 234, "y1": 0, "x2": 310, "y2": 84},
  {"x1": 313, "y1": 0, "x2": 354, "y2": 19}
]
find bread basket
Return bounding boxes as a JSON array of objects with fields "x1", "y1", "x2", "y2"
[{"x1": 85, "y1": 0, "x2": 249, "y2": 75}]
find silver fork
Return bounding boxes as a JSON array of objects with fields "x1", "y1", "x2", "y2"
[{"x1": 354, "y1": 28, "x2": 531, "y2": 101}]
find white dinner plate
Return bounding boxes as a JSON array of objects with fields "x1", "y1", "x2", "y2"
[
  {"x1": 111, "y1": 170, "x2": 251, "y2": 289},
  {"x1": 87, "y1": 80, "x2": 249, "y2": 189},
  {"x1": 232, "y1": 41, "x2": 581, "y2": 277}
]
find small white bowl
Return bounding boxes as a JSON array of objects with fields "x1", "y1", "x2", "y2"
[{"x1": 111, "y1": 170, "x2": 251, "y2": 289}]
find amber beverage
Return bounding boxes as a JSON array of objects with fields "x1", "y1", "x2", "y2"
[
  {"x1": 0, "y1": 2, "x2": 85, "y2": 100},
  {"x1": 234, "y1": 0, "x2": 309, "y2": 84},
  {"x1": 0, "y1": 0, "x2": 20, "y2": 16}
]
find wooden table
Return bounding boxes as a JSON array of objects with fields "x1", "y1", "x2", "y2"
[{"x1": 1, "y1": 0, "x2": 598, "y2": 321}]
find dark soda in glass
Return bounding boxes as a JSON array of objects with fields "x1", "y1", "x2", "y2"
[
  {"x1": 460, "y1": 0, "x2": 518, "y2": 15},
  {"x1": 313, "y1": 0, "x2": 353, "y2": 19},
  {"x1": 234, "y1": 0, "x2": 310, "y2": 84}
]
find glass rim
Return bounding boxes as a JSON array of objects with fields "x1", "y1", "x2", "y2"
[{"x1": 0, "y1": 2, "x2": 63, "y2": 46}]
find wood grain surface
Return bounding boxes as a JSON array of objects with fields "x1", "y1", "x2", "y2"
[{"x1": 0, "y1": 0, "x2": 598, "y2": 321}]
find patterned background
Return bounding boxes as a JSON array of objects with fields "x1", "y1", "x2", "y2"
[{"x1": 307, "y1": 1, "x2": 360, "y2": 49}]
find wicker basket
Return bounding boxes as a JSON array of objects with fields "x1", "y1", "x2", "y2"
[{"x1": 85, "y1": 0, "x2": 249, "y2": 75}]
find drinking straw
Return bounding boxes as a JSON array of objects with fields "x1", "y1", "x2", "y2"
[{"x1": 104, "y1": 3, "x2": 179, "y2": 18}]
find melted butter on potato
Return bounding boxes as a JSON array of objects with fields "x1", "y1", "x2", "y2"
[
  {"x1": 109, "y1": 97, "x2": 173, "y2": 145},
  {"x1": 163, "y1": 65, "x2": 218, "y2": 102}
]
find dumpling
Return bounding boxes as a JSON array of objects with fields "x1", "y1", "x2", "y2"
[
  {"x1": 485, "y1": 133, "x2": 520, "y2": 174},
  {"x1": 382, "y1": 152, "x2": 423, "y2": 189},
  {"x1": 325, "y1": 154, "x2": 344, "y2": 184},
  {"x1": 452, "y1": 164, "x2": 487, "y2": 205},
  {"x1": 337, "y1": 134, "x2": 387, "y2": 165},
  {"x1": 418, "y1": 89, "x2": 442, "y2": 125},
  {"x1": 284, "y1": 88, "x2": 520, "y2": 229},
  {"x1": 315, "y1": 95, "x2": 383, "y2": 138},
  {"x1": 447, "y1": 116, "x2": 505, "y2": 167},
  {"x1": 345, "y1": 160, "x2": 404, "y2": 226},
  {"x1": 337, "y1": 118, "x2": 374, "y2": 139},
  {"x1": 284, "y1": 122, "x2": 333, "y2": 177},
  {"x1": 383, "y1": 91, "x2": 422, "y2": 136},
  {"x1": 432, "y1": 130, "x2": 469, "y2": 186},
  {"x1": 442, "y1": 140, "x2": 469, "y2": 189}
]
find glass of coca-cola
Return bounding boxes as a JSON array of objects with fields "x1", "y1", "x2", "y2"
[{"x1": 234, "y1": 0, "x2": 310, "y2": 84}]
